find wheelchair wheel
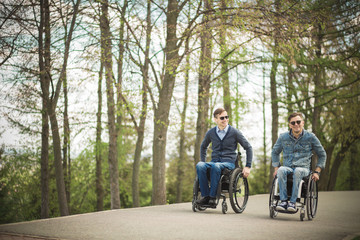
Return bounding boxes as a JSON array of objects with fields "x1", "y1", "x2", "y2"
[
  {"x1": 229, "y1": 168, "x2": 249, "y2": 213},
  {"x1": 222, "y1": 201, "x2": 228, "y2": 214},
  {"x1": 192, "y1": 177, "x2": 206, "y2": 212},
  {"x1": 269, "y1": 177, "x2": 278, "y2": 218},
  {"x1": 306, "y1": 176, "x2": 318, "y2": 220}
]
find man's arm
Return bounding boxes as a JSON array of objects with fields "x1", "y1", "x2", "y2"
[
  {"x1": 271, "y1": 136, "x2": 283, "y2": 171},
  {"x1": 200, "y1": 131, "x2": 211, "y2": 162},
  {"x1": 311, "y1": 133, "x2": 327, "y2": 181},
  {"x1": 311, "y1": 133, "x2": 327, "y2": 169},
  {"x1": 236, "y1": 131, "x2": 253, "y2": 168},
  {"x1": 235, "y1": 130, "x2": 253, "y2": 178}
]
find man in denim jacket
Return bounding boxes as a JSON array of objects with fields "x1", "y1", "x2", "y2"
[
  {"x1": 196, "y1": 107, "x2": 253, "y2": 207},
  {"x1": 271, "y1": 112, "x2": 326, "y2": 212}
]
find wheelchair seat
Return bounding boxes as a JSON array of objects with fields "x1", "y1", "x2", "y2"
[{"x1": 285, "y1": 173, "x2": 310, "y2": 200}]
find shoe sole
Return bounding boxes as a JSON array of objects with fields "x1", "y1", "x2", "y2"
[
  {"x1": 287, "y1": 207, "x2": 296, "y2": 212},
  {"x1": 275, "y1": 206, "x2": 286, "y2": 211}
]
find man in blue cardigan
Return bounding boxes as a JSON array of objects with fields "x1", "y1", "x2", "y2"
[
  {"x1": 272, "y1": 112, "x2": 326, "y2": 212},
  {"x1": 196, "y1": 107, "x2": 253, "y2": 207}
]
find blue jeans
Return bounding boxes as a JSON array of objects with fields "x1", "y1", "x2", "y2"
[
  {"x1": 277, "y1": 166, "x2": 310, "y2": 203},
  {"x1": 196, "y1": 161, "x2": 235, "y2": 198}
]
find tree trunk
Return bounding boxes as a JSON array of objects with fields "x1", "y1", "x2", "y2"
[
  {"x1": 311, "y1": 26, "x2": 323, "y2": 135},
  {"x1": 262, "y1": 65, "x2": 268, "y2": 192},
  {"x1": 286, "y1": 63, "x2": 294, "y2": 114},
  {"x1": 116, "y1": 1, "x2": 128, "y2": 155},
  {"x1": 269, "y1": 0, "x2": 279, "y2": 189},
  {"x1": 100, "y1": 0, "x2": 120, "y2": 209},
  {"x1": 152, "y1": 0, "x2": 180, "y2": 205},
  {"x1": 39, "y1": 0, "x2": 49, "y2": 218},
  {"x1": 132, "y1": 104, "x2": 146, "y2": 207},
  {"x1": 318, "y1": 142, "x2": 335, "y2": 191},
  {"x1": 220, "y1": 0, "x2": 232, "y2": 123},
  {"x1": 349, "y1": 142, "x2": 358, "y2": 190},
  {"x1": 327, "y1": 142, "x2": 351, "y2": 190},
  {"x1": 194, "y1": 0, "x2": 213, "y2": 168},
  {"x1": 96, "y1": 61, "x2": 104, "y2": 211},
  {"x1": 42, "y1": 0, "x2": 82, "y2": 216},
  {"x1": 63, "y1": 70, "x2": 71, "y2": 210},
  {"x1": 132, "y1": 0, "x2": 150, "y2": 208},
  {"x1": 311, "y1": 22, "x2": 324, "y2": 170},
  {"x1": 47, "y1": 0, "x2": 80, "y2": 216},
  {"x1": 48, "y1": 105, "x2": 69, "y2": 215},
  {"x1": 176, "y1": 36, "x2": 190, "y2": 203}
]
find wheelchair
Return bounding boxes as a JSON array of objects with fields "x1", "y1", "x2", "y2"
[
  {"x1": 192, "y1": 153, "x2": 249, "y2": 214},
  {"x1": 269, "y1": 171, "x2": 318, "y2": 221}
]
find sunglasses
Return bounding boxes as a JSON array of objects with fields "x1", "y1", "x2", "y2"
[
  {"x1": 219, "y1": 116, "x2": 229, "y2": 120},
  {"x1": 290, "y1": 120, "x2": 302, "y2": 126}
]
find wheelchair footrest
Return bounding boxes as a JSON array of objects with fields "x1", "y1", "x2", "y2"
[
  {"x1": 199, "y1": 204, "x2": 217, "y2": 209},
  {"x1": 275, "y1": 209, "x2": 299, "y2": 214}
]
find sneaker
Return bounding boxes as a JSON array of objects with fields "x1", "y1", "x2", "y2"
[
  {"x1": 196, "y1": 196, "x2": 209, "y2": 206},
  {"x1": 287, "y1": 202, "x2": 296, "y2": 212},
  {"x1": 208, "y1": 197, "x2": 217, "y2": 207},
  {"x1": 276, "y1": 201, "x2": 288, "y2": 211}
]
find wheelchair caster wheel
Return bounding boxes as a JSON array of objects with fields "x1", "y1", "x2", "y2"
[
  {"x1": 192, "y1": 200, "x2": 197, "y2": 212},
  {"x1": 300, "y1": 210, "x2": 305, "y2": 221},
  {"x1": 222, "y1": 201, "x2": 228, "y2": 214},
  {"x1": 270, "y1": 207, "x2": 277, "y2": 218}
]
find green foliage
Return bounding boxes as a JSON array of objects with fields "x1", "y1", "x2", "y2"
[
  {"x1": 166, "y1": 154, "x2": 195, "y2": 204},
  {"x1": 137, "y1": 156, "x2": 152, "y2": 207},
  {"x1": 69, "y1": 147, "x2": 98, "y2": 214},
  {"x1": 0, "y1": 149, "x2": 42, "y2": 223},
  {"x1": 247, "y1": 153, "x2": 270, "y2": 195},
  {"x1": 335, "y1": 141, "x2": 360, "y2": 191},
  {"x1": 70, "y1": 135, "x2": 153, "y2": 213}
]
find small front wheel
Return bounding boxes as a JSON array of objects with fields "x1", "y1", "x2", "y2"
[
  {"x1": 270, "y1": 207, "x2": 277, "y2": 218},
  {"x1": 222, "y1": 201, "x2": 227, "y2": 214},
  {"x1": 269, "y1": 177, "x2": 278, "y2": 218},
  {"x1": 192, "y1": 176, "x2": 206, "y2": 212},
  {"x1": 300, "y1": 211, "x2": 305, "y2": 221}
]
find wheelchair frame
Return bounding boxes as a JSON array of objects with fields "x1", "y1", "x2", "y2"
[
  {"x1": 192, "y1": 155, "x2": 249, "y2": 214},
  {"x1": 269, "y1": 173, "x2": 318, "y2": 221}
]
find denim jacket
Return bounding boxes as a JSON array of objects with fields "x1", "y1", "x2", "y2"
[{"x1": 271, "y1": 129, "x2": 326, "y2": 169}]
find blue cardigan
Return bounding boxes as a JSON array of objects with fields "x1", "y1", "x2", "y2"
[{"x1": 200, "y1": 125, "x2": 253, "y2": 167}]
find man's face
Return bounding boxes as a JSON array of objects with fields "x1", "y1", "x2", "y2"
[
  {"x1": 289, "y1": 115, "x2": 304, "y2": 134},
  {"x1": 214, "y1": 111, "x2": 229, "y2": 129}
]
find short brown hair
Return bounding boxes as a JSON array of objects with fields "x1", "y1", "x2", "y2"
[
  {"x1": 288, "y1": 112, "x2": 304, "y2": 122},
  {"x1": 213, "y1": 107, "x2": 226, "y2": 118}
]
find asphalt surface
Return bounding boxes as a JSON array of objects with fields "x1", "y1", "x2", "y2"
[{"x1": 0, "y1": 191, "x2": 359, "y2": 240}]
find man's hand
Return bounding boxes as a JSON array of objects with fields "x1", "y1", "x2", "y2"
[
  {"x1": 312, "y1": 173, "x2": 320, "y2": 181},
  {"x1": 242, "y1": 167, "x2": 251, "y2": 178},
  {"x1": 312, "y1": 167, "x2": 321, "y2": 181},
  {"x1": 273, "y1": 167, "x2": 279, "y2": 178}
]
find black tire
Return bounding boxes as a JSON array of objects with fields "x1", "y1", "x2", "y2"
[
  {"x1": 306, "y1": 176, "x2": 318, "y2": 220},
  {"x1": 192, "y1": 177, "x2": 206, "y2": 212},
  {"x1": 269, "y1": 177, "x2": 278, "y2": 218},
  {"x1": 222, "y1": 201, "x2": 227, "y2": 214},
  {"x1": 229, "y1": 168, "x2": 249, "y2": 213},
  {"x1": 300, "y1": 212, "x2": 305, "y2": 221}
]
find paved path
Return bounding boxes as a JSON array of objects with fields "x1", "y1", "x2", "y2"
[{"x1": 1, "y1": 191, "x2": 359, "y2": 240}]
